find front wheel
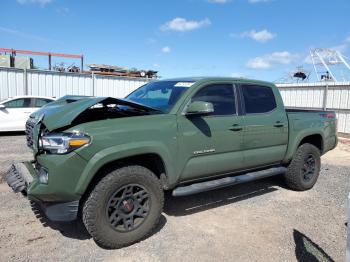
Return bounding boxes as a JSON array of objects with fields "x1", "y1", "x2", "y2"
[
  {"x1": 284, "y1": 143, "x2": 321, "y2": 191},
  {"x1": 82, "y1": 165, "x2": 164, "y2": 249}
]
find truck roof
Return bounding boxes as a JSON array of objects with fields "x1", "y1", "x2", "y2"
[{"x1": 162, "y1": 77, "x2": 275, "y2": 86}]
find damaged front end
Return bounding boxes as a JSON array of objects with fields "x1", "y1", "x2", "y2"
[
  {"x1": 7, "y1": 95, "x2": 158, "y2": 222},
  {"x1": 6, "y1": 163, "x2": 34, "y2": 194},
  {"x1": 25, "y1": 95, "x2": 158, "y2": 152},
  {"x1": 5, "y1": 162, "x2": 80, "y2": 222}
]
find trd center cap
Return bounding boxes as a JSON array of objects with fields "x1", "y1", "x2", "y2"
[{"x1": 122, "y1": 199, "x2": 134, "y2": 213}]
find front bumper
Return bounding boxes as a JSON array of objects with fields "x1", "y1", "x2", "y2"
[
  {"x1": 6, "y1": 163, "x2": 79, "y2": 222},
  {"x1": 6, "y1": 163, "x2": 33, "y2": 194}
]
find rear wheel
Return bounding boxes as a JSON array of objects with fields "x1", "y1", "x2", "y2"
[
  {"x1": 284, "y1": 143, "x2": 321, "y2": 191},
  {"x1": 82, "y1": 165, "x2": 164, "y2": 249}
]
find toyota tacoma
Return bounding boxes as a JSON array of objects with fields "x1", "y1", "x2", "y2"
[{"x1": 6, "y1": 77, "x2": 337, "y2": 248}]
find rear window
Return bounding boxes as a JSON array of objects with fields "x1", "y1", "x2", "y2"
[{"x1": 241, "y1": 85, "x2": 276, "y2": 114}]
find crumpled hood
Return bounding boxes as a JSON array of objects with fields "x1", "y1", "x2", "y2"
[{"x1": 30, "y1": 95, "x2": 154, "y2": 131}]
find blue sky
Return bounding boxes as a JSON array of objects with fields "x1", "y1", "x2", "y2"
[{"x1": 1, "y1": 0, "x2": 349, "y2": 81}]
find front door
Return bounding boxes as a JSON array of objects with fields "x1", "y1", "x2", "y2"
[
  {"x1": 0, "y1": 98, "x2": 33, "y2": 131},
  {"x1": 178, "y1": 83, "x2": 244, "y2": 182}
]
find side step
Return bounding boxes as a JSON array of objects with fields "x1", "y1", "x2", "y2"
[{"x1": 172, "y1": 166, "x2": 287, "y2": 197}]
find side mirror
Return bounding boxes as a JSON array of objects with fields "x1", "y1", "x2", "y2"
[
  {"x1": 0, "y1": 104, "x2": 5, "y2": 110},
  {"x1": 185, "y1": 101, "x2": 214, "y2": 116}
]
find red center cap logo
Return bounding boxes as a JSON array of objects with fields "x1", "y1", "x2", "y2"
[{"x1": 123, "y1": 200, "x2": 134, "y2": 212}]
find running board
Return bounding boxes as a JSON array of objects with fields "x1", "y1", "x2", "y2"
[{"x1": 172, "y1": 166, "x2": 287, "y2": 197}]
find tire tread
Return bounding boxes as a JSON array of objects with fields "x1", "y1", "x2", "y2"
[
  {"x1": 284, "y1": 143, "x2": 321, "y2": 191},
  {"x1": 82, "y1": 165, "x2": 164, "y2": 249}
]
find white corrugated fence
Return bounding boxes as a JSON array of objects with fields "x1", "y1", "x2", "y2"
[
  {"x1": 0, "y1": 67, "x2": 150, "y2": 101},
  {"x1": 277, "y1": 82, "x2": 350, "y2": 134}
]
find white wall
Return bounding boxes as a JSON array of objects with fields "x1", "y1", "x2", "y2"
[
  {"x1": 277, "y1": 82, "x2": 350, "y2": 134},
  {"x1": 0, "y1": 67, "x2": 150, "y2": 100}
]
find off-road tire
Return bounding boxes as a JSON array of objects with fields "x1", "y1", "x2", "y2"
[
  {"x1": 284, "y1": 143, "x2": 321, "y2": 191},
  {"x1": 82, "y1": 165, "x2": 164, "y2": 249}
]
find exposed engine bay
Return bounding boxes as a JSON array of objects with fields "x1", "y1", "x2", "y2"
[{"x1": 71, "y1": 99, "x2": 158, "y2": 126}]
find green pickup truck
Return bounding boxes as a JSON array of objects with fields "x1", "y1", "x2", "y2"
[{"x1": 6, "y1": 77, "x2": 337, "y2": 248}]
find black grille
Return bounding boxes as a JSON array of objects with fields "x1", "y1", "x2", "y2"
[{"x1": 25, "y1": 118, "x2": 35, "y2": 148}]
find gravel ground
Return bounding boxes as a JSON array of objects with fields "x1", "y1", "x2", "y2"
[
  {"x1": 0, "y1": 133, "x2": 32, "y2": 183},
  {"x1": 0, "y1": 134, "x2": 349, "y2": 262}
]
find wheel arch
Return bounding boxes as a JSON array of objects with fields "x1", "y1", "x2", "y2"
[
  {"x1": 283, "y1": 132, "x2": 325, "y2": 164},
  {"x1": 298, "y1": 134, "x2": 324, "y2": 152},
  {"x1": 78, "y1": 152, "x2": 169, "y2": 199}
]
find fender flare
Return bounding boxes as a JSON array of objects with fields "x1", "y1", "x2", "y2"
[
  {"x1": 74, "y1": 142, "x2": 175, "y2": 195},
  {"x1": 284, "y1": 131, "x2": 325, "y2": 163}
]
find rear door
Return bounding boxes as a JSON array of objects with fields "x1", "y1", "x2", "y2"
[
  {"x1": 32, "y1": 98, "x2": 54, "y2": 108},
  {"x1": 0, "y1": 98, "x2": 33, "y2": 131},
  {"x1": 239, "y1": 84, "x2": 288, "y2": 168},
  {"x1": 178, "y1": 82, "x2": 245, "y2": 181}
]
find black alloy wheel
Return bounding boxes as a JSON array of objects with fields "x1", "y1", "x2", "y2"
[
  {"x1": 106, "y1": 184, "x2": 150, "y2": 232},
  {"x1": 302, "y1": 154, "x2": 316, "y2": 182}
]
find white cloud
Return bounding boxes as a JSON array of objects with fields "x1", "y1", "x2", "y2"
[
  {"x1": 17, "y1": 0, "x2": 52, "y2": 5},
  {"x1": 245, "y1": 29, "x2": 275, "y2": 42},
  {"x1": 246, "y1": 51, "x2": 298, "y2": 69},
  {"x1": 208, "y1": 0, "x2": 230, "y2": 4},
  {"x1": 160, "y1": 17, "x2": 211, "y2": 32},
  {"x1": 231, "y1": 29, "x2": 276, "y2": 43},
  {"x1": 304, "y1": 35, "x2": 350, "y2": 64},
  {"x1": 161, "y1": 46, "x2": 171, "y2": 53},
  {"x1": 246, "y1": 58, "x2": 271, "y2": 69}
]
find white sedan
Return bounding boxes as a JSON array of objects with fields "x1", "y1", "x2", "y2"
[{"x1": 0, "y1": 96, "x2": 55, "y2": 131}]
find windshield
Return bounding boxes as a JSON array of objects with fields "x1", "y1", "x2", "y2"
[{"x1": 125, "y1": 81, "x2": 194, "y2": 113}]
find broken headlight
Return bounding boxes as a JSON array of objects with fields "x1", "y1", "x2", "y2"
[{"x1": 39, "y1": 132, "x2": 91, "y2": 154}]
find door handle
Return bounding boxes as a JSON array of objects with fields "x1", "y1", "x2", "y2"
[
  {"x1": 274, "y1": 121, "x2": 285, "y2": 128},
  {"x1": 229, "y1": 124, "x2": 243, "y2": 131}
]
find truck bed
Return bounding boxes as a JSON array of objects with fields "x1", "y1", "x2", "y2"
[{"x1": 285, "y1": 108, "x2": 337, "y2": 157}]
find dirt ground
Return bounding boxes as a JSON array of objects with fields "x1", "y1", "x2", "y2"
[{"x1": 0, "y1": 134, "x2": 349, "y2": 262}]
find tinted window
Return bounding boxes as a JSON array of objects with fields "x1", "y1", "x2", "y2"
[
  {"x1": 3, "y1": 98, "x2": 31, "y2": 108},
  {"x1": 192, "y1": 84, "x2": 236, "y2": 115},
  {"x1": 241, "y1": 85, "x2": 276, "y2": 114},
  {"x1": 34, "y1": 98, "x2": 52, "y2": 107}
]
